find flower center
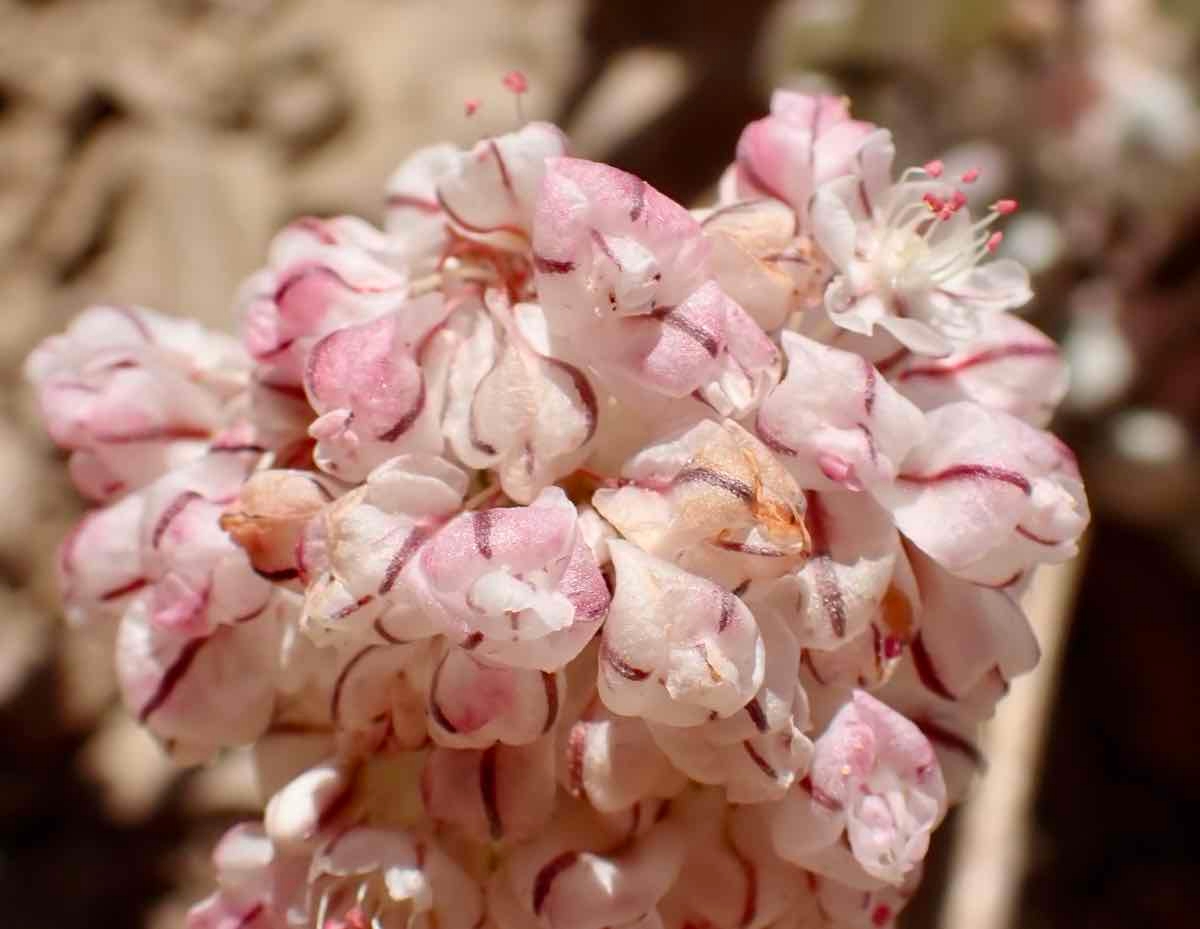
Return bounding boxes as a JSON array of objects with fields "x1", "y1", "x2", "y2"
[{"x1": 873, "y1": 164, "x2": 1018, "y2": 294}]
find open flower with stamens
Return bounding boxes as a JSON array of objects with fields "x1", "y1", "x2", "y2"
[{"x1": 813, "y1": 132, "x2": 1032, "y2": 357}]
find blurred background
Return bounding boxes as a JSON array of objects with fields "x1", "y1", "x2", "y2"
[{"x1": 0, "y1": 1, "x2": 1198, "y2": 927}]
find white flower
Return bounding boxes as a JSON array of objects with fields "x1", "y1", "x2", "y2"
[{"x1": 813, "y1": 132, "x2": 1032, "y2": 356}]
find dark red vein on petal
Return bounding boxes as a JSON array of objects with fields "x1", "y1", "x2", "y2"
[
  {"x1": 533, "y1": 254, "x2": 575, "y2": 274},
  {"x1": 380, "y1": 527, "x2": 429, "y2": 595},
  {"x1": 804, "y1": 493, "x2": 848, "y2": 639},
  {"x1": 899, "y1": 464, "x2": 1032, "y2": 495},
  {"x1": 139, "y1": 634, "x2": 209, "y2": 722},
  {"x1": 545, "y1": 357, "x2": 598, "y2": 444},
  {"x1": 386, "y1": 193, "x2": 441, "y2": 214},
  {"x1": 488, "y1": 140, "x2": 515, "y2": 201},
  {"x1": 863, "y1": 359, "x2": 877, "y2": 416},
  {"x1": 473, "y1": 509, "x2": 496, "y2": 559},
  {"x1": 541, "y1": 672, "x2": 560, "y2": 734},
  {"x1": 652, "y1": 306, "x2": 721, "y2": 357},
  {"x1": 910, "y1": 634, "x2": 957, "y2": 701},
  {"x1": 914, "y1": 717, "x2": 986, "y2": 769},
  {"x1": 100, "y1": 577, "x2": 148, "y2": 602},
  {"x1": 675, "y1": 466, "x2": 754, "y2": 503},
  {"x1": 602, "y1": 643, "x2": 650, "y2": 681},
  {"x1": 897, "y1": 343, "x2": 1058, "y2": 380},
  {"x1": 330, "y1": 645, "x2": 380, "y2": 724},
  {"x1": 533, "y1": 851, "x2": 580, "y2": 914},
  {"x1": 480, "y1": 744, "x2": 503, "y2": 840},
  {"x1": 745, "y1": 698, "x2": 768, "y2": 733},
  {"x1": 377, "y1": 378, "x2": 426, "y2": 442},
  {"x1": 743, "y1": 740, "x2": 778, "y2": 780}
]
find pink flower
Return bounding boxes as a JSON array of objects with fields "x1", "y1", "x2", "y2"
[
  {"x1": 25, "y1": 304, "x2": 246, "y2": 501},
  {"x1": 326, "y1": 640, "x2": 434, "y2": 745},
  {"x1": 422, "y1": 737, "x2": 557, "y2": 842},
  {"x1": 559, "y1": 693, "x2": 687, "y2": 813},
  {"x1": 303, "y1": 295, "x2": 451, "y2": 481},
  {"x1": 877, "y1": 402, "x2": 1089, "y2": 585},
  {"x1": 599, "y1": 541, "x2": 765, "y2": 727},
  {"x1": 115, "y1": 593, "x2": 283, "y2": 760},
  {"x1": 494, "y1": 798, "x2": 685, "y2": 929},
  {"x1": 436, "y1": 122, "x2": 568, "y2": 252},
  {"x1": 137, "y1": 450, "x2": 273, "y2": 637},
  {"x1": 886, "y1": 311, "x2": 1069, "y2": 426},
  {"x1": 307, "y1": 827, "x2": 485, "y2": 929},
  {"x1": 532, "y1": 158, "x2": 778, "y2": 411},
  {"x1": 238, "y1": 217, "x2": 410, "y2": 391},
  {"x1": 593, "y1": 419, "x2": 809, "y2": 589},
  {"x1": 440, "y1": 293, "x2": 597, "y2": 503},
  {"x1": 57, "y1": 491, "x2": 147, "y2": 628},
  {"x1": 771, "y1": 691, "x2": 946, "y2": 887},
  {"x1": 756, "y1": 490, "x2": 915, "y2": 652},
  {"x1": 904, "y1": 548, "x2": 1040, "y2": 702},
  {"x1": 300, "y1": 455, "x2": 467, "y2": 647},
  {"x1": 646, "y1": 606, "x2": 813, "y2": 803},
  {"x1": 756, "y1": 331, "x2": 927, "y2": 493},
  {"x1": 701, "y1": 197, "x2": 829, "y2": 332},
  {"x1": 732, "y1": 91, "x2": 877, "y2": 215},
  {"x1": 659, "y1": 791, "x2": 809, "y2": 928},
  {"x1": 185, "y1": 823, "x2": 306, "y2": 929},
  {"x1": 426, "y1": 644, "x2": 564, "y2": 748},
  {"x1": 804, "y1": 866, "x2": 921, "y2": 929},
  {"x1": 408, "y1": 487, "x2": 610, "y2": 670}
]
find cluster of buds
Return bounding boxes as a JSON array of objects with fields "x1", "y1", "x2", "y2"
[{"x1": 27, "y1": 85, "x2": 1088, "y2": 929}]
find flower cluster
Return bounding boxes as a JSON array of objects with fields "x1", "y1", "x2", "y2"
[{"x1": 27, "y1": 87, "x2": 1088, "y2": 929}]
